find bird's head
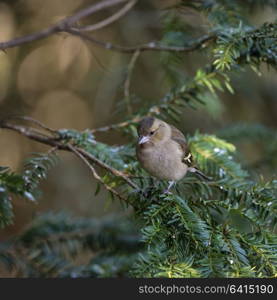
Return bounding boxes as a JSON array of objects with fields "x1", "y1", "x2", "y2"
[{"x1": 137, "y1": 117, "x2": 170, "y2": 145}]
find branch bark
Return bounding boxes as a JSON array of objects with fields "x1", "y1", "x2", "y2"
[
  {"x1": 0, "y1": 0, "x2": 132, "y2": 50},
  {"x1": 0, "y1": 0, "x2": 215, "y2": 54},
  {"x1": 67, "y1": 29, "x2": 215, "y2": 53},
  {"x1": 91, "y1": 116, "x2": 141, "y2": 133},
  {"x1": 74, "y1": 0, "x2": 137, "y2": 32}
]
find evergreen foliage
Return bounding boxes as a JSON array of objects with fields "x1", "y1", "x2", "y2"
[
  {"x1": 0, "y1": 0, "x2": 276, "y2": 278},
  {"x1": 0, "y1": 153, "x2": 58, "y2": 228}
]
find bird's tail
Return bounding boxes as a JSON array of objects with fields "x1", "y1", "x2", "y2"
[{"x1": 188, "y1": 167, "x2": 212, "y2": 181}]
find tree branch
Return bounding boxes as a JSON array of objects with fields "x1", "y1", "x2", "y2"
[
  {"x1": 74, "y1": 0, "x2": 137, "y2": 32},
  {"x1": 0, "y1": 25, "x2": 60, "y2": 50},
  {"x1": 0, "y1": 120, "x2": 139, "y2": 196},
  {"x1": 91, "y1": 116, "x2": 141, "y2": 133},
  {"x1": 60, "y1": 0, "x2": 130, "y2": 28},
  {"x1": 0, "y1": 0, "x2": 215, "y2": 54},
  {"x1": 124, "y1": 49, "x2": 141, "y2": 114},
  {"x1": 5, "y1": 115, "x2": 57, "y2": 135},
  {"x1": 0, "y1": 0, "x2": 131, "y2": 51},
  {"x1": 68, "y1": 144, "x2": 129, "y2": 203},
  {"x1": 67, "y1": 29, "x2": 216, "y2": 53}
]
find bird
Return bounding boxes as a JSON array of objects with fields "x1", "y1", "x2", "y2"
[{"x1": 136, "y1": 117, "x2": 210, "y2": 193}]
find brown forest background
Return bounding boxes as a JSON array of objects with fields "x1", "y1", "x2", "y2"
[{"x1": 0, "y1": 0, "x2": 276, "y2": 244}]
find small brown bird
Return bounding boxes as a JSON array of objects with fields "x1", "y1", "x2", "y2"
[{"x1": 136, "y1": 117, "x2": 210, "y2": 193}]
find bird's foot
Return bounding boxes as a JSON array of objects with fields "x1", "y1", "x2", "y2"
[
  {"x1": 162, "y1": 181, "x2": 175, "y2": 195},
  {"x1": 162, "y1": 189, "x2": 173, "y2": 195}
]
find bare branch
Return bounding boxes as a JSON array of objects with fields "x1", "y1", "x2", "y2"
[
  {"x1": 0, "y1": 25, "x2": 60, "y2": 50},
  {"x1": 4, "y1": 116, "x2": 57, "y2": 135},
  {"x1": 124, "y1": 49, "x2": 141, "y2": 114},
  {"x1": 47, "y1": 146, "x2": 59, "y2": 155},
  {"x1": 68, "y1": 29, "x2": 216, "y2": 53},
  {"x1": 91, "y1": 116, "x2": 141, "y2": 133},
  {"x1": 74, "y1": 0, "x2": 137, "y2": 32},
  {"x1": 61, "y1": 0, "x2": 130, "y2": 28},
  {"x1": 0, "y1": 0, "x2": 131, "y2": 50},
  {"x1": 76, "y1": 147, "x2": 139, "y2": 190},
  {"x1": 0, "y1": 0, "x2": 215, "y2": 54},
  {"x1": 90, "y1": 107, "x2": 164, "y2": 134}
]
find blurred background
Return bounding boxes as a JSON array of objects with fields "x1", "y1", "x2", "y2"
[{"x1": 0, "y1": 0, "x2": 276, "y2": 245}]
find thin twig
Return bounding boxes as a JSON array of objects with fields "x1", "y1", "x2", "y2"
[
  {"x1": 47, "y1": 146, "x2": 59, "y2": 155},
  {"x1": 0, "y1": 0, "x2": 131, "y2": 50},
  {"x1": 124, "y1": 49, "x2": 141, "y2": 114},
  {"x1": 90, "y1": 107, "x2": 161, "y2": 134},
  {"x1": 4, "y1": 116, "x2": 57, "y2": 135},
  {"x1": 0, "y1": 0, "x2": 215, "y2": 54},
  {"x1": 68, "y1": 144, "x2": 129, "y2": 202},
  {"x1": 76, "y1": 147, "x2": 139, "y2": 190},
  {"x1": 74, "y1": 0, "x2": 137, "y2": 32},
  {"x1": 61, "y1": 0, "x2": 130, "y2": 28},
  {"x1": 67, "y1": 29, "x2": 216, "y2": 53},
  {"x1": 91, "y1": 116, "x2": 141, "y2": 133},
  {"x1": 0, "y1": 0, "x2": 215, "y2": 55}
]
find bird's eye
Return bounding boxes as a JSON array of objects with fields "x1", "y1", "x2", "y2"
[{"x1": 150, "y1": 131, "x2": 155, "y2": 135}]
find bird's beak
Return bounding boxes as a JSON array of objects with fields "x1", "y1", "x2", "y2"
[{"x1": 138, "y1": 135, "x2": 150, "y2": 144}]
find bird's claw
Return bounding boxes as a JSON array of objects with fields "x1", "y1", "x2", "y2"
[{"x1": 162, "y1": 189, "x2": 173, "y2": 195}]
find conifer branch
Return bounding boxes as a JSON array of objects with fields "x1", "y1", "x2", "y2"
[
  {"x1": 68, "y1": 144, "x2": 129, "y2": 203},
  {"x1": 0, "y1": 120, "x2": 139, "y2": 195}
]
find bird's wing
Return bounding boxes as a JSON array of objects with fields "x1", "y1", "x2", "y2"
[
  {"x1": 170, "y1": 125, "x2": 211, "y2": 180},
  {"x1": 170, "y1": 125, "x2": 194, "y2": 167},
  {"x1": 170, "y1": 124, "x2": 212, "y2": 180}
]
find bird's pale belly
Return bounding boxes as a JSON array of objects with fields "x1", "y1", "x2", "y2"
[{"x1": 137, "y1": 144, "x2": 188, "y2": 181}]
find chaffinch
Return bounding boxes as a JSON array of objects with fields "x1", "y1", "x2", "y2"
[{"x1": 136, "y1": 117, "x2": 210, "y2": 193}]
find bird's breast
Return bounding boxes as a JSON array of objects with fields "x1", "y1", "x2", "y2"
[{"x1": 136, "y1": 141, "x2": 188, "y2": 181}]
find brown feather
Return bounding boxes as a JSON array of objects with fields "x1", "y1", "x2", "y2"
[
  {"x1": 170, "y1": 125, "x2": 194, "y2": 167},
  {"x1": 138, "y1": 117, "x2": 155, "y2": 136}
]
